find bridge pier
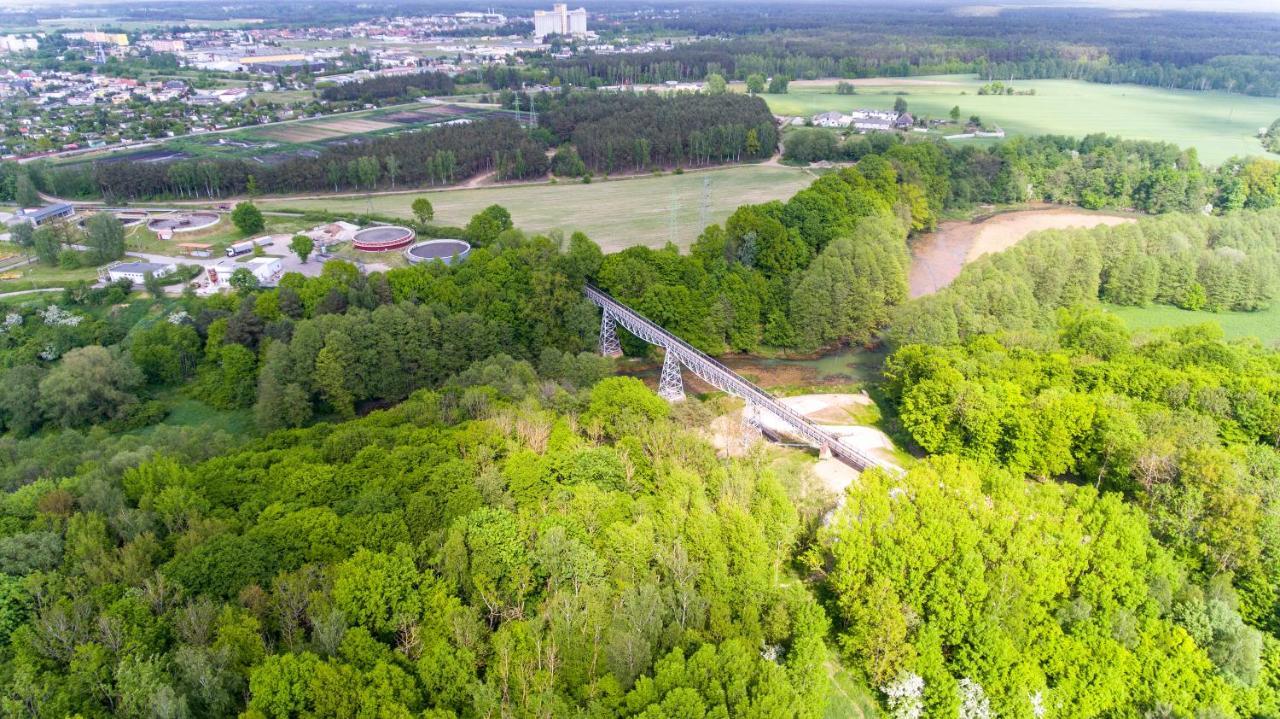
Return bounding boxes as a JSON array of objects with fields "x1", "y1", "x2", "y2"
[
  {"x1": 599, "y1": 312, "x2": 623, "y2": 358},
  {"x1": 819, "y1": 443, "x2": 832, "y2": 460},
  {"x1": 657, "y1": 349, "x2": 685, "y2": 402},
  {"x1": 741, "y1": 402, "x2": 763, "y2": 449}
]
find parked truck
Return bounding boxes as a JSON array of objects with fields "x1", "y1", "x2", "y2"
[{"x1": 226, "y1": 237, "x2": 273, "y2": 257}]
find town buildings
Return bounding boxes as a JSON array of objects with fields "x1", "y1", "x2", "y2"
[{"x1": 533, "y1": 4, "x2": 589, "y2": 41}]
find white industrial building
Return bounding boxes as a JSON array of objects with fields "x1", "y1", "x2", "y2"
[
  {"x1": 533, "y1": 4, "x2": 588, "y2": 41},
  {"x1": 101, "y1": 261, "x2": 177, "y2": 285},
  {"x1": 207, "y1": 257, "x2": 282, "y2": 290}
]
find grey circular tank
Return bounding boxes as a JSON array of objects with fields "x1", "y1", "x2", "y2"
[{"x1": 404, "y1": 239, "x2": 472, "y2": 265}]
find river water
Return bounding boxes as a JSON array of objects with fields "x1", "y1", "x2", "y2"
[{"x1": 709, "y1": 206, "x2": 1137, "y2": 388}]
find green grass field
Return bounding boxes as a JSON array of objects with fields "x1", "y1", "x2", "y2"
[
  {"x1": 262, "y1": 164, "x2": 814, "y2": 251},
  {"x1": 57, "y1": 102, "x2": 501, "y2": 167},
  {"x1": 761, "y1": 76, "x2": 1280, "y2": 165},
  {"x1": 0, "y1": 264, "x2": 98, "y2": 293},
  {"x1": 1106, "y1": 302, "x2": 1280, "y2": 346},
  {"x1": 823, "y1": 659, "x2": 881, "y2": 719},
  {"x1": 151, "y1": 397, "x2": 254, "y2": 436}
]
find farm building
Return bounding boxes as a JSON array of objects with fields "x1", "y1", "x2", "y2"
[
  {"x1": 808, "y1": 109, "x2": 909, "y2": 133},
  {"x1": 100, "y1": 261, "x2": 176, "y2": 285},
  {"x1": 812, "y1": 111, "x2": 848, "y2": 128}
]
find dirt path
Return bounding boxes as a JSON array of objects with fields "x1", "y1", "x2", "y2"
[
  {"x1": 908, "y1": 205, "x2": 1136, "y2": 298},
  {"x1": 789, "y1": 77, "x2": 967, "y2": 89},
  {"x1": 461, "y1": 168, "x2": 497, "y2": 189}
]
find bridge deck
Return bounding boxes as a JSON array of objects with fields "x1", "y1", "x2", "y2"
[{"x1": 584, "y1": 285, "x2": 894, "y2": 474}]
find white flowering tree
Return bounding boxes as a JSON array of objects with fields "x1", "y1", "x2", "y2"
[{"x1": 882, "y1": 673, "x2": 924, "y2": 719}]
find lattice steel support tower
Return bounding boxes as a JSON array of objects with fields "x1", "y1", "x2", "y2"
[
  {"x1": 583, "y1": 284, "x2": 894, "y2": 474},
  {"x1": 657, "y1": 350, "x2": 685, "y2": 402},
  {"x1": 599, "y1": 312, "x2": 623, "y2": 357},
  {"x1": 741, "y1": 402, "x2": 763, "y2": 449}
]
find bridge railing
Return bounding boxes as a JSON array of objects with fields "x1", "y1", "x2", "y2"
[{"x1": 584, "y1": 285, "x2": 889, "y2": 472}]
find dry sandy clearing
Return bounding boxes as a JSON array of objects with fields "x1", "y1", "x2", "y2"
[{"x1": 909, "y1": 206, "x2": 1136, "y2": 297}]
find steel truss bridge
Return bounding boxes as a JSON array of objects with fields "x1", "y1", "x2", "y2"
[{"x1": 585, "y1": 285, "x2": 893, "y2": 473}]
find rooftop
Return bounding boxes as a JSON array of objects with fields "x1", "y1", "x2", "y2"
[
  {"x1": 111, "y1": 261, "x2": 170, "y2": 274},
  {"x1": 21, "y1": 203, "x2": 72, "y2": 220}
]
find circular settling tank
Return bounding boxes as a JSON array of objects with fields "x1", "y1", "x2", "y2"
[
  {"x1": 352, "y1": 225, "x2": 416, "y2": 252},
  {"x1": 78, "y1": 211, "x2": 147, "y2": 229},
  {"x1": 114, "y1": 211, "x2": 148, "y2": 227},
  {"x1": 404, "y1": 239, "x2": 471, "y2": 265},
  {"x1": 147, "y1": 212, "x2": 220, "y2": 233}
]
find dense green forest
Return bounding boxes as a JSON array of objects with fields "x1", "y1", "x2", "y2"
[
  {"x1": 27, "y1": 118, "x2": 547, "y2": 202},
  {"x1": 538, "y1": 92, "x2": 778, "y2": 173},
  {"x1": 872, "y1": 314, "x2": 1280, "y2": 710},
  {"x1": 0, "y1": 375, "x2": 832, "y2": 717},
  {"x1": 565, "y1": 5, "x2": 1280, "y2": 97}
]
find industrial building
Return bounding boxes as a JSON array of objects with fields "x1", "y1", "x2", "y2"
[
  {"x1": 10, "y1": 203, "x2": 74, "y2": 227},
  {"x1": 100, "y1": 261, "x2": 177, "y2": 285},
  {"x1": 533, "y1": 4, "x2": 588, "y2": 41},
  {"x1": 207, "y1": 257, "x2": 283, "y2": 289}
]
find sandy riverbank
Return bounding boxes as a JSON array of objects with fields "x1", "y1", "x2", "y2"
[{"x1": 908, "y1": 206, "x2": 1136, "y2": 298}]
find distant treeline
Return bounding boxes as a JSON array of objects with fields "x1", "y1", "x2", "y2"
[
  {"x1": 319, "y1": 70, "x2": 455, "y2": 102},
  {"x1": 539, "y1": 92, "x2": 778, "y2": 172},
  {"x1": 548, "y1": 6, "x2": 1280, "y2": 97},
  {"x1": 31, "y1": 117, "x2": 547, "y2": 201},
  {"x1": 787, "y1": 130, "x2": 1280, "y2": 216},
  {"x1": 985, "y1": 55, "x2": 1280, "y2": 98},
  {"x1": 644, "y1": 5, "x2": 1280, "y2": 67},
  {"x1": 547, "y1": 34, "x2": 1018, "y2": 87}
]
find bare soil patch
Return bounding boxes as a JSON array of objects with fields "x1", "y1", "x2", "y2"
[
  {"x1": 965, "y1": 208, "x2": 1134, "y2": 261},
  {"x1": 909, "y1": 205, "x2": 1135, "y2": 298}
]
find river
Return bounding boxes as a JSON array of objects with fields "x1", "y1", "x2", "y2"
[{"x1": 713, "y1": 205, "x2": 1137, "y2": 388}]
